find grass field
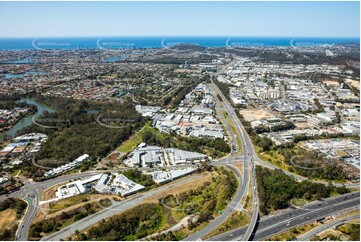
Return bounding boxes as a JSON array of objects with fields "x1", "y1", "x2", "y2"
[
  {"x1": 243, "y1": 170, "x2": 254, "y2": 213},
  {"x1": 71, "y1": 167, "x2": 237, "y2": 241},
  {"x1": 162, "y1": 166, "x2": 238, "y2": 239},
  {"x1": 0, "y1": 209, "x2": 17, "y2": 231},
  {"x1": 117, "y1": 132, "x2": 143, "y2": 153},
  {"x1": 117, "y1": 122, "x2": 157, "y2": 153},
  {"x1": 11, "y1": 169, "x2": 21, "y2": 177},
  {"x1": 206, "y1": 211, "x2": 249, "y2": 239},
  {"x1": 222, "y1": 111, "x2": 242, "y2": 152},
  {"x1": 291, "y1": 198, "x2": 308, "y2": 207},
  {"x1": 255, "y1": 146, "x2": 290, "y2": 170},
  {"x1": 48, "y1": 194, "x2": 90, "y2": 213},
  {"x1": 266, "y1": 222, "x2": 318, "y2": 241},
  {"x1": 41, "y1": 182, "x2": 67, "y2": 201}
]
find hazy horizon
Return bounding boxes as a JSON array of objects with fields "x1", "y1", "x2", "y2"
[{"x1": 0, "y1": 1, "x2": 359, "y2": 38}]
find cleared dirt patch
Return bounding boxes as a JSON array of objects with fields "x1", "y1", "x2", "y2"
[
  {"x1": 0, "y1": 209, "x2": 17, "y2": 231},
  {"x1": 295, "y1": 122, "x2": 315, "y2": 129},
  {"x1": 345, "y1": 79, "x2": 360, "y2": 90},
  {"x1": 239, "y1": 108, "x2": 275, "y2": 122},
  {"x1": 323, "y1": 80, "x2": 340, "y2": 87}
]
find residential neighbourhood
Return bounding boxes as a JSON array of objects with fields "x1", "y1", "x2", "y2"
[{"x1": 0, "y1": 1, "x2": 359, "y2": 240}]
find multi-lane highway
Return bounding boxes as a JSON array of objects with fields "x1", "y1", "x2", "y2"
[
  {"x1": 207, "y1": 72, "x2": 359, "y2": 241},
  {"x1": 2, "y1": 66, "x2": 359, "y2": 241},
  {"x1": 209, "y1": 79, "x2": 260, "y2": 240},
  {"x1": 209, "y1": 192, "x2": 360, "y2": 241},
  {"x1": 184, "y1": 80, "x2": 250, "y2": 240},
  {"x1": 184, "y1": 165, "x2": 245, "y2": 241},
  {"x1": 38, "y1": 75, "x2": 252, "y2": 242},
  {"x1": 296, "y1": 213, "x2": 359, "y2": 241}
]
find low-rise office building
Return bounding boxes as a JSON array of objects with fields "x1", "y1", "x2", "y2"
[{"x1": 124, "y1": 143, "x2": 208, "y2": 168}]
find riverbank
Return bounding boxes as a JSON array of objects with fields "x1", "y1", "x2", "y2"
[{"x1": 0, "y1": 98, "x2": 55, "y2": 142}]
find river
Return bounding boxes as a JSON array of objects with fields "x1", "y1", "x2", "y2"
[{"x1": 0, "y1": 98, "x2": 55, "y2": 142}]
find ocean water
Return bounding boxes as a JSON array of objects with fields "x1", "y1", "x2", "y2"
[{"x1": 0, "y1": 37, "x2": 359, "y2": 50}]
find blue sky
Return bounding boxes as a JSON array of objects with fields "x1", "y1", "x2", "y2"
[{"x1": 0, "y1": 1, "x2": 359, "y2": 38}]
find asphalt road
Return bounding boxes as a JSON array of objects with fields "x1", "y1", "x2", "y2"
[
  {"x1": 296, "y1": 213, "x2": 360, "y2": 241},
  {"x1": 182, "y1": 83, "x2": 253, "y2": 241},
  {"x1": 207, "y1": 71, "x2": 359, "y2": 241},
  {"x1": 2, "y1": 172, "x2": 105, "y2": 241},
  {"x1": 212, "y1": 91, "x2": 238, "y2": 155},
  {"x1": 254, "y1": 198, "x2": 359, "y2": 241},
  {"x1": 209, "y1": 79, "x2": 259, "y2": 241},
  {"x1": 3, "y1": 67, "x2": 359, "y2": 240},
  {"x1": 41, "y1": 173, "x2": 206, "y2": 241},
  {"x1": 184, "y1": 165, "x2": 246, "y2": 241},
  {"x1": 0, "y1": 171, "x2": 104, "y2": 202},
  {"x1": 208, "y1": 192, "x2": 360, "y2": 241},
  {"x1": 16, "y1": 189, "x2": 39, "y2": 241},
  {"x1": 3, "y1": 165, "x2": 199, "y2": 240},
  {"x1": 42, "y1": 78, "x2": 249, "y2": 242}
]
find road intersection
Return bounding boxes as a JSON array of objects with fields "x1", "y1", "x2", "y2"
[
  {"x1": 1, "y1": 72, "x2": 359, "y2": 241},
  {"x1": 209, "y1": 192, "x2": 360, "y2": 241}
]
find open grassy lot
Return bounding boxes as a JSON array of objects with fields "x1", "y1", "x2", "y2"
[
  {"x1": 47, "y1": 194, "x2": 120, "y2": 218},
  {"x1": 255, "y1": 146, "x2": 290, "y2": 170},
  {"x1": 30, "y1": 200, "x2": 111, "y2": 240},
  {"x1": 117, "y1": 132, "x2": 143, "y2": 153},
  {"x1": 48, "y1": 194, "x2": 91, "y2": 213},
  {"x1": 71, "y1": 167, "x2": 238, "y2": 241},
  {"x1": 11, "y1": 169, "x2": 21, "y2": 177},
  {"x1": 206, "y1": 211, "x2": 249, "y2": 238},
  {"x1": 0, "y1": 198, "x2": 27, "y2": 240},
  {"x1": 0, "y1": 209, "x2": 17, "y2": 231},
  {"x1": 267, "y1": 222, "x2": 318, "y2": 241},
  {"x1": 291, "y1": 198, "x2": 308, "y2": 207},
  {"x1": 153, "y1": 166, "x2": 238, "y2": 240},
  {"x1": 222, "y1": 111, "x2": 242, "y2": 152},
  {"x1": 41, "y1": 182, "x2": 67, "y2": 201},
  {"x1": 143, "y1": 171, "x2": 217, "y2": 204}
]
